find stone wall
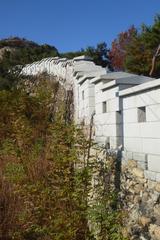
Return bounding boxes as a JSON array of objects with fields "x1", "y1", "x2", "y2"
[
  {"x1": 91, "y1": 74, "x2": 154, "y2": 150},
  {"x1": 121, "y1": 159, "x2": 160, "y2": 240},
  {"x1": 120, "y1": 82, "x2": 160, "y2": 180},
  {"x1": 22, "y1": 56, "x2": 160, "y2": 239},
  {"x1": 22, "y1": 56, "x2": 160, "y2": 182}
]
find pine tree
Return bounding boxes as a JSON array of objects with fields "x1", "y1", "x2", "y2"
[{"x1": 125, "y1": 15, "x2": 160, "y2": 77}]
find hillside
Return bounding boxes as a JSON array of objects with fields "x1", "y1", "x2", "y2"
[
  {"x1": 0, "y1": 37, "x2": 60, "y2": 89},
  {"x1": 0, "y1": 37, "x2": 59, "y2": 65},
  {"x1": 0, "y1": 37, "x2": 110, "y2": 68},
  {"x1": 0, "y1": 37, "x2": 39, "y2": 48}
]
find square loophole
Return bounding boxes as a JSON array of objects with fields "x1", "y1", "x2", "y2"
[
  {"x1": 138, "y1": 106, "x2": 146, "y2": 122},
  {"x1": 102, "y1": 101, "x2": 107, "y2": 113}
]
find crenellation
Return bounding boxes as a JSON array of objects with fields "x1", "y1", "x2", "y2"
[{"x1": 21, "y1": 56, "x2": 160, "y2": 182}]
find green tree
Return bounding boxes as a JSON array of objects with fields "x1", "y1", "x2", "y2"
[
  {"x1": 125, "y1": 15, "x2": 160, "y2": 77},
  {"x1": 85, "y1": 42, "x2": 111, "y2": 68},
  {"x1": 61, "y1": 42, "x2": 111, "y2": 68}
]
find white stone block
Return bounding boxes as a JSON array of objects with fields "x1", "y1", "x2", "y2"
[
  {"x1": 102, "y1": 124, "x2": 121, "y2": 137},
  {"x1": 95, "y1": 136, "x2": 106, "y2": 145},
  {"x1": 142, "y1": 138, "x2": 160, "y2": 155},
  {"x1": 123, "y1": 89, "x2": 160, "y2": 110},
  {"x1": 148, "y1": 154, "x2": 160, "y2": 173},
  {"x1": 95, "y1": 102, "x2": 103, "y2": 114},
  {"x1": 156, "y1": 173, "x2": 160, "y2": 182},
  {"x1": 88, "y1": 86, "x2": 95, "y2": 97},
  {"x1": 141, "y1": 122, "x2": 160, "y2": 138},
  {"x1": 146, "y1": 104, "x2": 160, "y2": 122},
  {"x1": 124, "y1": 151, "x2": 133, "y2": 160},
  {"x1": 107, "y1": 98, "x2": 120, "y2": 111},
  {"x1": 137, "y1": 161, "x2": 147, "y2": 170},
  {"x1": 144, "y1": 170, "x2": 156, "y2": 181},
  {"x1": 123, "y1": 95, "x2": 137, "y2": 109},
  {"x1": 123, "y1": 108, "x2": 138, "y2": 123},
  {"x1": 124, "y1": 137, "x2": 143, "y2": 153},
  {"x1": 124, "y1": 123, "x2": 140, "y2": 137},
  {"x1": 136, "y1": 90, "x2": 160, "y2": 106},
  {"x1": 95, "y1": 124, "x2": 104, "y2": 137},
  {"x1": 133, "y1": 152, "x2": 146, "y2": 162},
  {"x1": 94, "y1": 112, "x2": 117, "y2": 125},
  {"x1": 88, "y1": 97, "x2": 95, "y2": 107},
  {"x1": 101, "y1": 87, "x2": 119, "y2": 100}
]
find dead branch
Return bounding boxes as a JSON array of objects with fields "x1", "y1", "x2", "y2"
[{"x1": 149, "y1": 44, "x2": 160, "y2": 77}]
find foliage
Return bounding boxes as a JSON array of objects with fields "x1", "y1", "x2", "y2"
[
  {"x1": 87, "y1": 150, "x2": 128, "y2": 240},
  {"x1": 109, "y1": 14, "x2": 160, "y2": 77},
  {"x1": 0, "y1": 76, "x2": 95, "y2": 240},
  {"x1": 109, "y1": 26, "x2": 137, "y2": 71},
  {"x1": 0, "y1": 37, "x2": 59, "y2": 90},
  {"x1": 0, "y1": 37, "x2": 59, "y2": 62},
  {"x1": 61, "y1": 50, "x2": 84, "y2": 59},
  {"x1": 0, "y1": 75, "x2": 128, "y2": 240},
  {"x1": 0, "y1": 38, "x2": 112, "y2": 90},
  {"x1": 61, "y1": 42, "x2": 112, "y2": 68},
  {"x1": 86, "y1": 42, "x2": 112, "y2": 68},
  {"x1": 125, "y1": 14, "x2": 160, "y2": 77},
  {"x1": 0, "y1": 37, "x2": 38, "y2": 48}
]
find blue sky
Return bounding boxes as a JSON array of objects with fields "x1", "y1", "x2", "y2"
[{"x1": 0, "y1": 0, "x2": 160, "y2": 52}]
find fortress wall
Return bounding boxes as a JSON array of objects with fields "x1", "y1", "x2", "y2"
[{"x1": 22, "y1": 57, "x2": 160, "y2": 182}]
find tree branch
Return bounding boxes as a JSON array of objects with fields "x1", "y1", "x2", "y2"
[{"x1": 149, "y1": 44, "x2": 160, "y2": 77}]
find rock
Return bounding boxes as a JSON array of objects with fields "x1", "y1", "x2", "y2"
[
  {"x1": 121, "y1": 227, "x2": 128, "y2": 238},
  {"x1": 155, "y1": 183, "x2": 160, "y2": 192},
  {"x1": 134, "y1": 195, "x2": 141, "y2": 204},
  {"x1": 132, "y1": 168, "x2": 144, "y2": 178},
  {"x1": 154, "y1": 227, "x2": 160, "y2": 240},
  {"x1": 142, "y1": 192, "x2": 149, "y2": 202},
  {"x1": 121, "y1": 160, "x2": 160, "y2": 239},
  {"x1": 139, "y1": 216, "x2": 151, "y2": 226},
  {"x1": 140, "y1": 236, "x2": 149, "y2": 240},
  {"x1": 131, "y1": 224, "x2": 141, "y2": 237},
  {"x1": 130, "y1": 209, "x2": 139, "y2": 223},
  {"x1": 151, "y1": 192, "x2": 160, "y2": 204},
  {"x1": 148, "y1": 180, "x2": 157, "y2": 190},
  {"x1": 144, "y1": 170, "x2": 157, "y2": 181},
  {"x1": 149, "y1": 224, "x2": 156, "y2": 236},
  {"x1": 128, "y1": 159, "x2": 137, "y2": 168},
  {"x1": 134, "y1": 183, "x2": 144, "y2": 194},
  {"x1": 149, "y1": 224, "x2": 160, "y2": 240},
  {"x1": 138, "y1": 177, "x2": 147, "y2": 184},
  {"x1": 154, "y1": 205, "x2": 160, "y2": 217}
]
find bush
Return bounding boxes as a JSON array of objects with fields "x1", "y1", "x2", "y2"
[{"x1": 0, "y1": 75, "x2": 128, "y2": 240}]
